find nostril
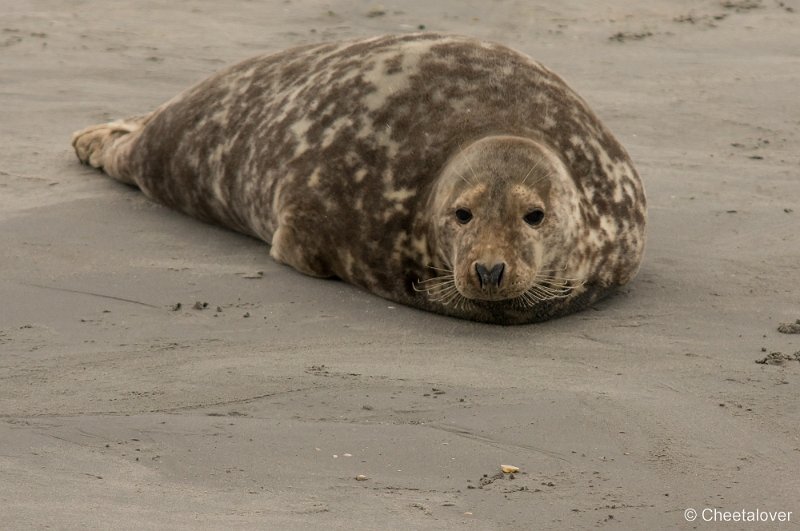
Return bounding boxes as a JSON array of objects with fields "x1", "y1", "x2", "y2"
[
  {"x1": 475, "y1": 263, "x2": 488, "y2": 288},
  {"x1": 490, "y1": 263, "x2": 505, "y2": 287}
]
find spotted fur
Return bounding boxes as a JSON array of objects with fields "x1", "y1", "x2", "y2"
[{"x1": 72, "y1": 34, "x2": 646, "y2": 325}]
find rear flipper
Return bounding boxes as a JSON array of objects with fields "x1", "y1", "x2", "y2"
[{"x1": 71, "y1": 114, "x2": 151, "y2": 185}]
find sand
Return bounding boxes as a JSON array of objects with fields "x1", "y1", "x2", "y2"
[{"x1": 1, "y1": 0, "x2": 799, "y2": 529}]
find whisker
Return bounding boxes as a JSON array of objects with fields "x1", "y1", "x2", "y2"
[
  {"x1": 520, "y1": 158, "x2": 541, "y2": 185},
  {"x1": 527, "y1": 286, "x2": 554, "y2": 299},
  {"x1": 414, "y1": 275, "x2": 455, "y2": 286},
  {"x1": 516, "y1": 291, "x2": 541, "y2": 309},
  {"x1": 455, "y1": 292, "x2": 472, "y2": 311},
  {"x1": 428, "y1": 282, "x2": 458, "y2": 295},
  {"x1": 526, "y1": 290, "x2": 542, "y2": 302},
  {"x1": 528, "y1": 284, "x2": 571, "y2": 299},
  {"x1": 460, "y1": 142, "x2": 479, "y2": 182},
  {"x1": 534, "y1": 281, "x2": 573, "y2": 293},
  {"x1": 417, "y1": 282, "x2": 456, "y2": 293},
  {"x1": 440, "y1": 289, "x2": 463, "y2": 307},
  {"x1": 435, "y1": 284, "x2": 459, "y2": 295},
  {"x1": 452, "y1": 167, "x2": 473, "y2": 186},
  {"x1": 534, "y1": 278, "x2": 577, "y2": 289},
  {"x1": 413, "y1": 267, "x2": 457, "y2": 298},
  {"x1": 527, "y1": 170, "x2": 554, "y2": 188},
  {"x1": 534, "y1": 273, "x2": 584, "y2": 284},
  {"x1": 525, "y1": 290, "x2": 543, "y2": 303},
  {"x1": 429, "y1": 286, "x2": 460, "y2": 302},
  {"x1": 414, "y1": 282, "x2": 446, "y2": 293}
]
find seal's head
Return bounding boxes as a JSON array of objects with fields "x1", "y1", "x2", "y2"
[{"x1": 422, "y1": 136, "x2": 583, "y2": 309}]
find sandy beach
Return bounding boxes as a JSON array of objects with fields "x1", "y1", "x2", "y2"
[{"x1": 1, "y1": 0, "x2": 799, "y2": 529}]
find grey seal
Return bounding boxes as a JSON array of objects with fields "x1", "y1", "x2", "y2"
[{"x1": 72, "y1": 33, "x2": 646, "y2": 324}]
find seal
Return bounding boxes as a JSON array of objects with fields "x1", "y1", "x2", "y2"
[{"x1": 72, "y1": 33, "x2": 646, "y2": 325}]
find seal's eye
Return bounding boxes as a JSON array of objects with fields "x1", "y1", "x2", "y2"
[
  {"x1": 455, "y1": 208, "x2": 473, "y2": 224},
  {"x1": 523, "y1": 209, "x2": 545, "y2": 226}
]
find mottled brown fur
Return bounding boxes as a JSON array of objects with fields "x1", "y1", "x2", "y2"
[{"x1": 72, "y1": 34, "x2": 646, "y2": 324}]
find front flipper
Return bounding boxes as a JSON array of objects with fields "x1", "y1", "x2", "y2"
[{"x1": 269, "y1": 225, "x2": 334, "y2": 278}]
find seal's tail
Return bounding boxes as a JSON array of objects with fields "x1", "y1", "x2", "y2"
[{"x1": 71, "y1": 113, "x2": 152, "y2": 185}]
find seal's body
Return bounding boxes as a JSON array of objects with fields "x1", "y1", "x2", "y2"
[{"x1": 73, "y1": 34, "x2": 646, "y2": 324}]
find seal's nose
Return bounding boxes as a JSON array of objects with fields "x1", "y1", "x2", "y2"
[{"x1": 475, "y1": 262, "x2": 505, "y2": 288}]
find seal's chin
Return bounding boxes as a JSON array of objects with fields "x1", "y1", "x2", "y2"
[{"x1": 457, "y1": 285, "x2": 527, "y2": 303}]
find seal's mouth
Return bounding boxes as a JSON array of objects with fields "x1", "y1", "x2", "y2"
[
  {"x1": 458, "y1": 278, "x2": 578, "y2": 308},
  {"x1": 460, "y1": 287, "x2": 523, "y2": 302},
  {"x1": 413, "y1": 267, "x2": 582, "y2": 310}
]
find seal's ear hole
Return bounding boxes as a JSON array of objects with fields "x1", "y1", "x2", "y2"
[
  {"x1": 455, "y1": 208, "x2": 473, "y2": 224},
  {"x1": 523, "y1": 209, "x2": 545, "y2": 226}
]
